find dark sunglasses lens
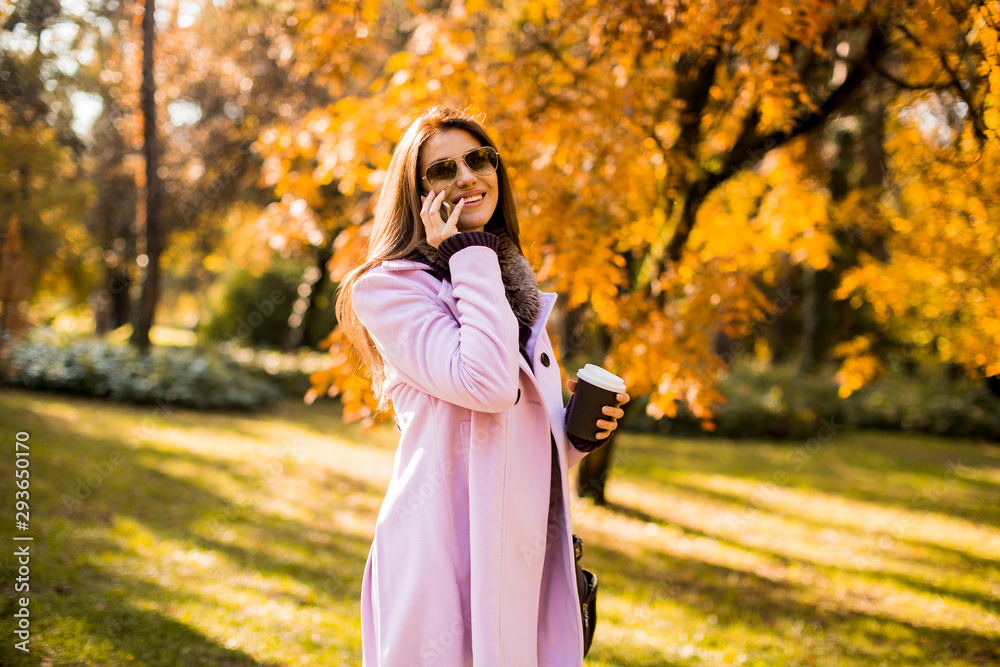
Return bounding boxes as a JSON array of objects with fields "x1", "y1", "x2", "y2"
[
  {"x1": 467, "y1": 148, "x2": 498, "y2": 173},
  {"x1": 426, "y1": 159, "x2": 457, "y2": 187}
]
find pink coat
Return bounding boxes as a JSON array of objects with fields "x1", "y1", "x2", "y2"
[{"x1": 354, "y1": 244, "x2": 590, "y2": 666}]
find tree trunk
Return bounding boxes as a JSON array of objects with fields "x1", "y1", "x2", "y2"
[
  {"x1": 769, "y1": 251, "x2": 795, "y2": 365},
  {"x1": 560, "y1": 302, "x2": 588, "y2": 361},
  {"x1": 0, "y1": 216, "x2": 31, "y2": 380},
  {"x1": 574, "y1": 322, "x2": 614, "y2": 505},
  {"x1": 131, "y1": 0, "x2": 163, "y2": 351},
  {"x1": 93, "y1": 268, "x2": 132, "y2": 334},
  {"x1": 286, "y1": 244, "x2": 333, "y2": 351},
  {"x1": 800, "y1": 265, "x2": 822, "y2": 372},
  {"x1": 577, "y1": 441, "x2": 613, "y2": 506}
]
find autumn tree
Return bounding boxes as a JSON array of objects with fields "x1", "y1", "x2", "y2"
[
  {"x1": 1, "y1": 0, "x2": 96, "y2": 335},
  {"x1": 261, "y1": 0, "x2": 999, "y2": 499},
  {"x1": 128, "y1": 0, "x2": 162, "y2": 350},
  {"x1": 21, "y1": 0, "x2": 329, "y2": 340},
  {"x1": 832, "y1": 1, "x2": 1000, "y2": 396}
]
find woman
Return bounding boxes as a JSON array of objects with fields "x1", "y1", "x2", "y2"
[{"x1": 336, "y1": 105, "x2": 629, "y2": 666}]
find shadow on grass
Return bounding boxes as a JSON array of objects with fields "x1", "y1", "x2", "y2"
[
  {"x1": 638, "y1": 476, "x2": 1000, "y2": 568},
  {"x1": 588, "y1": 539, "x2": 1000, "y2": 665},
  {"x1": 5, "y1": 389, "x2": 999, "y2": 666},
  {"x1": 603, "y1": 497, "x2": 1000, "y2": 614},
  {"x1": 0, "y1": 391, "x2": 383, "y2": 664},
  {"x1": 66, "y1": 433, "x2": 376, "y2": 581},
  {"x1": 616, "y1": 431, "x2": 1000, "y2": 527},
  {"x1": 1, "y1": 580, "x2": 283, "y2": 667}
]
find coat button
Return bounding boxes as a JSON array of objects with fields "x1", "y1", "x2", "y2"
[{"x1": 540, "y1": 352, "x2": 550, "y2": 367}]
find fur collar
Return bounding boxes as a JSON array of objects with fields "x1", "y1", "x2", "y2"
[{"x1": 406, "y1": 229, "x2": 540, "y2": 330}]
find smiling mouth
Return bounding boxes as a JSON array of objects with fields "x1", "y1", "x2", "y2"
[{"x1": 459, "y1": 193, "x2": 485, "y2": 205}]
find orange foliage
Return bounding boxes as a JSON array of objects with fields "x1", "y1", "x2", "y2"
[{"x1": 258, "y1": 0, "x2": 1000, "y2": 425}]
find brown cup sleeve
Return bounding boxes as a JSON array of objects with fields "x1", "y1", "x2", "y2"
[{"x1": 565, "y1": 379, "x2": 620, "y2": 444}]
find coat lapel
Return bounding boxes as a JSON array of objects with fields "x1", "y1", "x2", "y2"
[{"x1": 523, "y1": 292, "x2": 572, "y2": 461}]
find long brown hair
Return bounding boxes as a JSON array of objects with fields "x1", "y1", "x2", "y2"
[{"x1": 335, "y1": 105, "x2": 523, "y2": 414}]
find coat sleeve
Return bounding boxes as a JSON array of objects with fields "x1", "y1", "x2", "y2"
[{"x1": 353, "y1": 244, "x2": 520, "y2": 413}]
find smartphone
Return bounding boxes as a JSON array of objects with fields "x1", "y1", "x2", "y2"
[{"x1": 440, "y1": 201, "x2": 452, "y2": 222}]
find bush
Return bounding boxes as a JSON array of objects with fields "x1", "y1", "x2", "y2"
[
  {"x1": 6, "y1": 329, "x2": 283, "y2": 411},
  {"x1": 199, "y1": 269, "x2": 297, "y2": 348},
  {"x1": 622, "y1": 359, "x2": 1000, "y2": 441},
  {"x1": 625, "y1": 359, "x2": 845, "y2": 440},
  {"x1": 845, "y1": 365, "x2": 1000, "y2": 440},
  {"x1": 710, "y1": 361, "x2": 846, "y2": 439},
  {"x1": 198, "y1": 267, "x2": 339, "y2": 350}
]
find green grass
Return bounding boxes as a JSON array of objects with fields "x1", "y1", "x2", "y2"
[{"x1": 1, "y1": 387, "x2": 998, "y2": 666}]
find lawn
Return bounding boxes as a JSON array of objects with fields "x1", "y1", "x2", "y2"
[{"x1": 1, "y1": 387, "x2": 998, "y2": 666}]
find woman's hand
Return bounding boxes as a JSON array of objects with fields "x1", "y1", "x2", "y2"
[
  {"x1": 420, "y1": 189, "x2": 465, "y2": 249},
  {"x1": 567, "y1": 379, "x2": 630, "y2": 440}
]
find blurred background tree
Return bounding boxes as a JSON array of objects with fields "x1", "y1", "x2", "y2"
[
  {"x1": 1, "y1": 0, "x2": 95, "y2": 325},
  {"x1": 1, "y1": 0, "x2": 326, "y2": 342}
]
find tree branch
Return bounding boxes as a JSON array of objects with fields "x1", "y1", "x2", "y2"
[
  {"x1": 894, "y1": 21, "x2": 987, "y2": 145},
  {"x1": 665, "y1": 24, "x2": 889, "y2": 263},
  {"x1": 872, "y1": 62, "x2": 949, "y2": 90}
]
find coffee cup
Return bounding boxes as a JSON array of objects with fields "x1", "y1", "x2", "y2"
[{"x1": 566, "y1": 364, "x2": 626, "y2": 443}]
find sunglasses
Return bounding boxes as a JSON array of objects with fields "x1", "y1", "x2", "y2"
[{"x1": 421, "y1": 146, "x2": 500, "y2": 190}]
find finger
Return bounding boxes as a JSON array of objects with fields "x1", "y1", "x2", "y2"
[
  {"x1": 447, "y1": 198, "x2": 466, "y2": 224},
  {"x1": 418, "y1": 193, "x2": 441, "y2": 245},
  {"x1": 439, "y1": 200, "x2": 463, "y2": 242},
  {"x1": 597, "y1": 419, "x2": 616, "y2": 430},
  {"x1": 420, "y1": 190, "x2": 435, "y2": 219},
  {"x1": 431, "y1": 191, "x2": 452, "y2": 227},
  {"x1": 568, "y1": 379, "x2": 577, "y2": 390},
  {"x1": 617, "y1": 392, "x2": 630, "y2": 404},
  {"x1": 603, "y1": 406, "x2": 625, "y2": 419}
]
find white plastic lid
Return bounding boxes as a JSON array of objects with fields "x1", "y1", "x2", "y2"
[{"x1": 576, "y1": 364, "x2": 626, "y2": 393}]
